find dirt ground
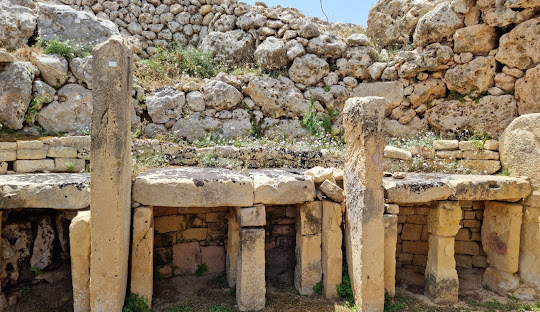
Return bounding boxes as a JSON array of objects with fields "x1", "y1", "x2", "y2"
[{"x1": 7, "y1": 266, "x2": 540, "y2": 312}]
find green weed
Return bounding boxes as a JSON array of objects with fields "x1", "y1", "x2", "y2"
[
  {"x1": 154, "y1": 269, "x2": 164, "y2": 282},
  {"x1": 195, "y1": 263, "x2": 208, "y2": 277},
  {"x1": 384, "y1": 293, "x2": 405, "y2": 312},
  {"x1": 313, "y1": 280, "x2": 324, "y2": 295},
  {"x1": 30, "y1": 266, "x2": 43, "y2": 276},
  {"x1": 43, "y1": 39, "x2": 91, "y2": 61},
  {"x1": 22, "y1": 286, "x2": 31, "y2": 302},
  {"x1": 228, "y1": 287, "x2": 236, "y2": 297},
  {"x1": 208, "y1": 304, "x2": 231, "y2": 312},
  {"x1": 25, "y1": 97, "x2": 47, "y2": 125},
  {"x1": 122, "y1": 293, "x2": 151, "y2": 312}
]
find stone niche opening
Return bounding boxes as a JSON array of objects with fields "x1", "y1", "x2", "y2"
[{"x1": 396, "y1": 201, "x2": 488, "y2": 293}]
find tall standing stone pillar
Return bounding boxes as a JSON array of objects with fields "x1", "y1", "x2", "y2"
[
  {"x1": 425, "y1": 201, "x2": 462, "y2": 304},
  {"x1": 235, "y1": 205, "x2": 266, "y2": 311},
  {"x1": 226, "y1": 210, "x2": 240, "y2": 288},
  {"x1": 500, "y1": 114, "x2": 540, "y2": 290},
  {"x1": 342, "y1": 96, "x2": 386, "y2": 311},
  {"x1": 383, "y1": 212, "x2": 398, "y2": 296},
  {"x1": 90, "y1": 35, "x2": 133, "y2": 312},
  {"x1": 295, "y1": 201, "x2": 323, "y2": 295},
  {"x1": 322, "y1": 200, "x2": 343, "y2": 299},
  {"x1": 70, "y1": 211, "x2": 91, "y2": 312},
  {"x1": 130, "y1": 206, "x2": 154, "y2": 306}
]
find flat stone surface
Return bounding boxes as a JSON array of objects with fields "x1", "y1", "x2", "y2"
[
  {"x1": 249, "y1": 169, "x2": 315, "y2": 205},
  {"x1": 0, "y1": 173, "x2": 89, "y2": 209},
  {"x1": 133, "y1": 167, "x2": 254, "y2": 207},
  {"x1": 384, "y1": 173, "x2": 530, "y2": 204}
]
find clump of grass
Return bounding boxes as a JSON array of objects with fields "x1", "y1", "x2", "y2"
[
  {"x1": 384, "y1": 293, "x2": 405, "y2": 312},
  {"x1": 327, "y1": 24, "x2": 366, "y2": 38},
  {"x1": 208, "y1": 304, "x2": 232, "y2": 312},
  {"x1": 122, "y1": 293, "x2": 151, "y2": 312},
  {"x1": 468, "y1": 297, "x2": 540, "y2": 312},
  {"x1": 132, "y1": 151, "x2": 169, "y2": 175},
  {"x1": 387, "y1": 131, "x2": 440, "y2": 150},
  {"x1": 43, "y1": 39, "x2": 91, "y2": 61},
  {"x1": 337, "y1": 257, "x2": 354, "y2": 304},
  {"x1": 137, "y1": 44, "x2": 220, "y2": 87},
  {"x1": 195, "y1": 263, "x2": 208, "y2": 277},
  {"x1": 25, "y1": 97, "x2": 47, "y2": 125},
  {"x1": 313, "y1": 280, "x2": 324, "y2": 295},
  {"x1": 30, "y1": 266, "x2": 43, "y2": 276}
]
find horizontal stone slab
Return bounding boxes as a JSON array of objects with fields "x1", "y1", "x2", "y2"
[
  {"x1": 384, "y1": 173, "x2": 531, "y2": 204},
  {"x1": 132, "y1": 167, "x2": 254, "y2": 207},
  {"x1": 249, "y1": 169, "x2": 315, "y2": 205},
  {"x1": 0, "y1": 173, "x2": 89, "y2": 209}
]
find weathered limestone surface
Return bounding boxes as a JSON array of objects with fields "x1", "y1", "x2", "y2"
[
  {"x1": 297, "y1": 201, "x2": 322, "y2": 236},
  {"x1": 70, "y1": 211, "x2": 91, "y2": 312},
  {"x1": 343, "y1": 97, "x2": 386, "y2": 311},
  {"x1": 90, "y1": 36, "x2": 133, "y2": 312},
  {"x1": 383, "y1": 214, "x2": 398, "y2": 296},
  {"x1": 237, "y1": 228, "x2": 265, "y2": 311},
  {"x1": 0, "y1": 173, "x2": 89, "y2": 209},
  {"x1": 133, "y1": 168, "x2": 254, "y2": 207},
  {"x1": 320, "y1": 180, "x2": 345, "y2": 202},
  {"x1": 226, "y1": 214, "x2": 240, "y2": 287},
  {"x1": 483, "y1": 266, "x2": 520, "y2": 296},
  {"x1": 322, "y1": 200, "x2": 342, "y2": 299},
  {"x1": 383, "y1": 174, "x2": 531, "y2": 204},
  {"x1": 234, "y1": 205, "x2": 266, "y2": 227},
  {"x1": 428, "y1": 201, "x2": 462, "y2": 237},
  {"x1": 425, "y1": 235, "x2": 459, "y2": 304},
  {"x1": 249, "y1": 169, "x2": 315, "y2": 205},
  {"x1": 482, "y1": 202, "x2": 522, "y2": 274},
  {"x1": 130, "y1": 207, "x2": 154, "y2": 306},
  {"x1": 520, "y1": 206, "x2": 540, "y2": 289},
  {"x1": 295, "y1": 233, "x2": 322, "y2": 295}
]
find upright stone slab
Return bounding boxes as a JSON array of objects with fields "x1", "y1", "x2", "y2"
[
  {"x1": 89, "y1": 35, "x2": 133, "y2": 312},
  {"x1": 130, "y1": 207, "x2": 154, "y2": 306},
  {"x1": 383, "y1": 214, "x2": 398, "y2": 296},
  {"x1": 70, "y1": 211, "x2": 91, "y2": 312},
  {"x1": 342, "y1": 96, "x2": 386, "y2": 311},
  {"x1": 295, "y1": 233, "x2": 322, "y2": 295},
  {"x1": 424, "y1": 201, "x2": 461, "y2": 304},
  {"x1": 236, "y1": 228, "x2": 265, "y2": 311},
  {"x1": 226, "y1": 212, "x2": 240, "y2": 287},
  {"x1": 322, "y1": 200, "x2": 343, "y2": 299}
]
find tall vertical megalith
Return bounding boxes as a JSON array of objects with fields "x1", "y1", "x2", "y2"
[
  {"x1": 90, "y1": 35, "x2": 133, "y2": 312},
  {"x1": 342, "y1": 96, "x2": 386, "y2": 311}
]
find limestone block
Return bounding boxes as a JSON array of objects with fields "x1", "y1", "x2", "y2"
[
  {"x1": 460, "y1": 160, "x2": 501, "y2": 175},
  {"x1": 428, "y1": 201, "x2": 462, "y2": 237},
  {"x1": 249, "y1": 169, "x2": 315, "y2": 205},
  {"x1": 173, "y1": 242, "x2": 201, "y2": 275},
  {"x1": 13, "y1": 159, "x2": 54, "y2": 173},
  {"x1": 453, "y1": 24, "x2": 497, "y2": 55},
  {"x1": 55, "y1": 158, "x2": 86, "y2": 172},
  {"x1": 48, "y1": 146, "x2": 78, "y2": 158},
  {"x1": 297, "y1": 201, "x2": 322, "y2": 236},
  {"x1": 384, "y1": 175, "x2": 452, "y2": 204},
  {"x1": 446, "y1": 175, "x2": 531, "y2": 202},
  {"x1": 0, "y1": 142, "x2": 16, "y2": 150},
  {"x1": 320, "y1": 180, "x2": 345, "y2": 202},
  {"x1": 481, "y1": 202, "x2": 522, "y2": 273},
  {"x1": 343, "y1": 96, "x2": 386, "y2": 311},
  {"x1": 201, "y1": 246, "x2": 225, "y2": 273},
  {"x1": 519, "y1": 206, "x2": 540, "y2": 288},
  {"x1": 483, "y1": 266, "x2": 520, "y2": 296},
  {"x1": 227, "y1": 215, "x2": 240, "y2": 287},
  {"x1": 16, "y1": 149, "x2": 47, "y2": 160},
  {"x1": 17, "y1": 140, "x2": 43, "y2": 149},
  {"x1": 234, "y1": 205, "x2": 266, "y2": 227},
  {"x1": 0, "y1": 173, "x2": 89, "y2": 209},
  {"x1": 237, "y1": 228, "x2": 265, "y2": 311},
  {"x1": 0, "y1": 162, "x2": 7, "y2": 174},
  {"x1": 424, "y1": 235, "x2": 459, "y2": 304},
  {"x1": 383, "y1": 214, "x2": 398, "y2": 296},
  {"x1": 322, "y1": 200, "x2": 342, "y2": 299},
  {"x1": 0, "y1": 150, "x2": 16, "y2": 162},
  {"x1": 90, "y1": 35, "x2": 133, "y2": 312},
  {"x1": 462, "y1": 150, "x2": 500, "y2": 160},
  {"x1": 30, "y1": 216, "x2": 55, "y2": 269},
  {"x1": 130, "y1": 207, "x2": 154, "y2": 306},
  {"x1": 133, "y1": 168, "x2": 254, "y2": 208},
  {"x1": 70, "y1": 211, "x2": 91, "y2": 312},
  {"x1": 352, "y1": 82, "x2": 403, "y2": 116},
  {"x1": 295, "y1": 233, "x2": 322, "y2": 295},
  {"x1": 304, "y1": 166, "x2": 334, "y2": 183},
  {"x1": 433, "y1": 140, "x2": 459, "y2": 150},
  {"x1": 385, "y1": 204, "x2": 399, "y2": 214}
]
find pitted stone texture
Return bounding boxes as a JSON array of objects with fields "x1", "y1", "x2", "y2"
[
  {"x1": 0, "y1": 62, "x2": 35, "y2": 130},
  {"x1": 0, "y1": 0, "x2": 37, "y2": 49},
  {"x1": 38, "y1": 3, "x2": 119, "y2": 46},
  {"x1": 425, "y1": 235, "x2": 459, "y2": 304},
  {"x1": 70, "y1": 56, "x2": 94, "y2": 89},
  {"x1": 367, "y1": 0, "x2": 447, "y2": 47},
  {"x1": 244, "y1": 76, "x2": 307, "y2": 118},
  {"x1": 428, "y1": 201, "x2": 462, "y2": 237},
  {"x1": 254, "y1": 36, "x2": 288, "y2": 70},
  {"x1": 306, "y1": 34, "x2": 347, "y2": 59},
  {"x1": 234, "y1": 205, "x2": 266, "y2": 227},
  {"x1": 237, "y1": 228, "x2": 265, "y2": 311},
  {"x1": 30, "y1": 216, "x2": 55, "y2": 269},
  {"x1": 453, "y1": 24, "x2": 497, "y2": 55},
  {"x1": 409, "y1": 78, "x2": 447, "y2": 108},
  {"x1": 495, "y1": 17, "x2": 540, "y2": 70},
  {"x1": 131, "y1": 207, "x2": 154, "y2": 306},
  {"x1": 38, "y1": 84, "x2": 93, "y2": 134},
  {"x1": 199, "y1": 30, "x2": 255, "y2": 66},
  {"x1": 288, "y1": 54, "x2": 329, "y2": 86},
  {"x1": 146, "y1": 87, "x2": 185, "y2": 124},
  {"x1": 515, "y1": 65, "x2": 540, "y2": 115},
  {"x1": 70, "y1": 211, "x2": 91, "y2": 312},
  {"x1": 249, "y1": 169, "x2": 315, "y2": 205},
  {"x1": 482, "y1": 202, "x2": 522, "y2": 274},
  {"x1": 384, "y1": 175, "x2": 452, "y2": 204},
  {"x1": 133, "y1": 168, "x2": 254, "y2": 207},
  {"x1": 202, "y1": 80, "x2": 243, "y2": 111},
  {"x1": 383, "y1": 214, "x2": 398, "y2": 296},
  {"x1": 36, "y1": 54, "x2": 69, "y2": 88},
  {"x1": 0, "y1": 173, "x2": 89, "y2": 209},
  {"x1": 445, "y1": 56, "x2": 497, "y2": 94},
  {"x1": 479, "y1": 0, "x2": 537, "y2": 28},
  {"x1": 425, "y1": 95, "x2": 517, "y2": 138},
  {"x1": 413, "y1": 3, "x2": 463, "y2": 46},
  {"x1": 352, "y1": 81, "x2": 403, "y2": 116},
  {"x1": 320, "y1": 180, "x2": 345, "y2": 203}
]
